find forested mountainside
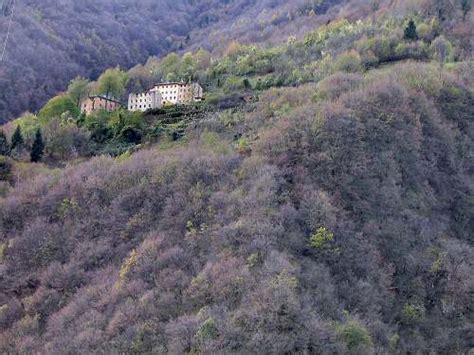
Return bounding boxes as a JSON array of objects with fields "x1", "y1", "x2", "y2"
[
  {"x1": 0, "y1": 0, "x2": 346, "y2": 123},
  {"x1": 0, "y1": 0, "x2": 474, "y2": 353}
]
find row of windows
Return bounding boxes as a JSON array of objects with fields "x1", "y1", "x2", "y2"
[
  {"x1": 130, "y1": 98, "x2": 152, "y2": 103},
  {"x1": 129, "y1": 100, "x2": 179, "y2": 110},
  {"x1": 157, "y1": 84, "x2": 185, "y2": 89},
  {"x1": 130, "y1": 95, "x2": 189, "y2": 105},
  {"x1": 129, "y1": 104, "x2": 153, "y2": 109}
]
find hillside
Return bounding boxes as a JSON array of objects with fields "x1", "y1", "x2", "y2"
[
  {"x1": 0, "y1": 0, "x2": 473, "y2": 353},
  {"x1": 0, "y1": 0, "x2": 347, "y2": 123}
]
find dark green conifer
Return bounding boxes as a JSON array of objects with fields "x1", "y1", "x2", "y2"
[
  {"x1": 30, "y1": 128, "x2": 45, "y2": 162},
  {"x1": 10, "y1": 125, "x2": 24, "y2": 151},
  {"x1": 404, "y1": 20, "x2": 418, "y2": 41}
]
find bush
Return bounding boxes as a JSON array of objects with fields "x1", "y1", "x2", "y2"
[
  {"x1": 38, "y1": 95, "x2": 80, "y2": 122},
  {"x1": 337, "y1": 321, "x2": 374, "y2": 354},
  {"x1": 402, "y1": 304, "x2": 425, "y2": 325},
  {"x1": 334, "y1": 50, "x2": 362, "y2": 73},
  {"x1": 44, "y1": 117, "x2": 91, "y2": 160},
  {"x1": 430, "y1": 36, "x2": 453, "y2": 64},
  {"x1": 309, "y1": 227, "x2": 334, "y2": 249}
]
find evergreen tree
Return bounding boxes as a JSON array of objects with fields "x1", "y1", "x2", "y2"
[
  {"x1": 30, "y1": 128, "x2": 45, "y2": 162},
  {"x1": 0, "y1": 130, "x2": 9, "y2": 156},
  {"x1": 10, "y1": 125, "x2": 24, "y2": 151},
  {"x1": 243, "y1": 78, "x2": 251, "y2": 89},
  {"x1": 404, "y1": 20, "x2": 418, "y2": 41}
]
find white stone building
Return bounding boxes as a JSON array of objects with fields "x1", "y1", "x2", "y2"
[
  {"x1": 154, "y1": 82, "x2": 203, "y2": 105},
  {"x1": 128, "y1": 89, "x2": 162, "y2": 112},
  {"x1": 128, "y1": 82, "x2": 203, "y2": 112}
]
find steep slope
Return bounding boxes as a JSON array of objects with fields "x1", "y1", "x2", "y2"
[
  {"x1": 0, "y1": 0, "x2": 473, "y2": 353},
  {"x1": 0, "y1": 61, "x2": 473, "y2": 353}
]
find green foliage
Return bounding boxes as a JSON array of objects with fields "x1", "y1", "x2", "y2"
[
  {"x1": 335, "y1": 50, "x2": 362, "y2": 72},
  {"x1": 200, "y1": 131, "x2": 230, "y2": 155},
  {"x1": 30, "y1": 129, "x2": 45, "y2": 162},
  {"x1": 309, "y1": 227, "x2": 334, "y2": 249},
  {"x1": 67, "y1": 77, "x2": 90, "y2": 106},
  {"x1": 223, "y1": 75, "x2": 245, "y2": 93},
  {"x1": 404, "y1": 20, "x2": 418, "y2": 41},
  {"x1": 180, "y1": 52, "x2": 195, "y2": 81},
  {"x1": 304, "y1": 19, "x2": 361, "y2": 47},
  {"x1": 39, "y1": 95, "x2": 80, "y2": 122},
  {"x1": 0, "y1": 130, "x2": 9, "y2": 156},
  {"x1": 9, "y1": 113, "x2": 39, "y2": 144},
  {"x1": 402, "y1": 303, "x2": 424, "y2": 325},
  {"x1": 119, "y1": 249, "x2": 138, "y2": 284},
  {"x1": 237, "y1": 137, "x2": 251, "y2": 155},
  {"x1": 57, "y1": 198, "x2": 80, "y2": 220},
  {"x1": 337, "y1": 321, "x2": 374, "y2": 354},
  {"x1": 389, "y1": 334, "x2": 400, "y2": 353},
  {"x1": 0, "y1": 240, "x2": 12, "y2": 261},
  {"x1": 243, "y1": 78, "x2": 252, "y2": 89},
  {"x1": 246, "y1": 253, "x2": 261, "y2": 267},
  {"x1": 430, "y1": 35, "x2": 453, "y2": 64},
  {"x1": 108, "y1": 110, "x2": 144, "y2": 143},
  {"x1": 42, "y1": 116, "x2": 91, "y2": 160},
  {"x1": 160, "y1": 53, "x2": 180, "y2": 79},
  {"x1": 194, "y1": 48, "x2": 212, "y2": 71},
  {"x1": 83, "y1": 110, "x2": 110, "y2": 136},
  {"x1": 96, "y1": 67, "x2": 128, "y2": 99},
  {"x1": 195, "y1": 318, "x2": 219, "y2": 342},
  {"x1": 271, "y1": 271, "x2": 299, "y2": 290}
]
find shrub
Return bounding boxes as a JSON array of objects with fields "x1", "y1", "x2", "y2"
[
  {"x1": 402, "y1": 303, "x2": 424, "y2": 325},
  {"x1": 44, "y1": 117, "x2": 91, "y2": 160},
  {"x1": 195, "y1": 318, "x2": 219, "y2": 342},
  {"x1": 223, "y1": 76, "x2": 245, "y2": 93},
  {"x1": 334, "y1": 50, "x2": 362, "y2": 73},
  {"x1": 430, "y1": 36, "x2": 453, "y2": 64},
  {"x1": 337, "y1": 321, "x2": 374, "y2": 354},
  {"x1": 38, "y1": 95, "x2": 80, "y2": 122},
  {"x1": 237, "y1": 138, "x2": 251, "y2": 155},
  {"x1": 309, "y1": 227, "x2": 334, "y2": 249},
  {"x1": 394, "y1": 41, "x2": 430, "y2": 61},
  {"x1": 119, "y1": 249, "x2": 139, "y2": 284}
]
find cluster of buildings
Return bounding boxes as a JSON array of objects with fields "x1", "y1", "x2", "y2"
[{"x1": 81, "y1": 82, "x2": 203, "y2": 115}]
